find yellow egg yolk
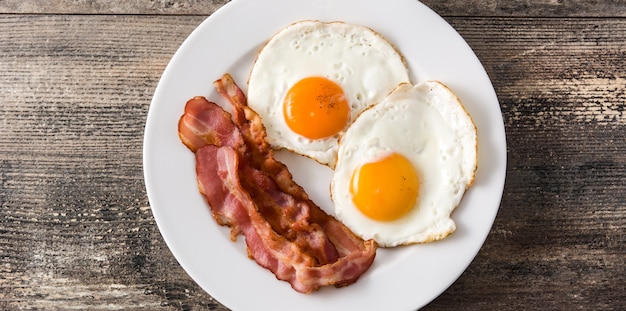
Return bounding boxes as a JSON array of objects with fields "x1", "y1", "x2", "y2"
[
  {"x1": 349, "y1": 152, "x2": 420, "y2": 221},
  {"x1": 283, "y1": 77, "x2": 349, "y2": 139}
]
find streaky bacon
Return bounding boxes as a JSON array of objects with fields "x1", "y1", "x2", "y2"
[
  {"x1": 214, "y1": 74, "x2": 377, "y2": 261},
  {"x1": 177, "y1": 96, "x2": 245, "y2": 154},
  {"x1": 178, "y1": 74, "x2": 377, "y2": 293},
  {"x1": 214, "y1": 75, "x2": 305, "y2": 197}
]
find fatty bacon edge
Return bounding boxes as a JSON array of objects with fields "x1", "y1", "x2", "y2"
[{"x1": 177, "y1": 73, "x2": 377, "y2": 293}]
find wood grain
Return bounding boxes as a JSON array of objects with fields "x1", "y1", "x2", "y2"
[
  {"x1": 432, "y1": 17, "x2": 626, "y2": 310},
  {"x1": 0, "y1": 0, "x2": 625, "y2": 17},
  {"x1": 0, "y1": 14, "x2": 221, "y2": 311},
  {"x1": 1, "y1": 3, "x2": 625, "y2": 311},
  {"x1": 0, "y1": 0, "x2": 229, "y2": 15}
]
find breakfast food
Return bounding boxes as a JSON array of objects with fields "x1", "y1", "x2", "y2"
[
  {"x1": 178, "y1": 74, "x2": 377, "y2": 293},
  {"x1": 330, "y1": 82, "x2": 478, "y2": 247},
  {"x1": 177, "y1": 19, "x2": 479, "y2": 293},
  {"x1": 247, "y1": 20, "x2": 410, "y2": 168}
]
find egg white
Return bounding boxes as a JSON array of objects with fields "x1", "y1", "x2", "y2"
[
  {"x1": 247, "y1": 20, "x2": 410, "y2": 168},
  {"x1": 330, "y1": 81, "x2": 478, "y2": 247}
]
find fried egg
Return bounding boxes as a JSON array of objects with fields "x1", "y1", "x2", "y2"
[
  {"x1": 247, "y1": 20, "x2": 410, "y2": 168},
  {"x1": 330, "y1": 81, "x2": 478, "y2": 247}
]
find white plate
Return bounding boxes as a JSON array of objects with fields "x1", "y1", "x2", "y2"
[{"x1": 143, "y1": 0, "x2": 506, "y2": 310}]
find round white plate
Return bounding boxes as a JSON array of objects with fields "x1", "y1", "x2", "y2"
[{"x1": 143, "y1": 0, "x2": 507, "y2": 310}]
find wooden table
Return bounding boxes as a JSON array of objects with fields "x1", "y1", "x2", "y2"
[{"x1": 1, "y1": 0, "x2": 624, "y2": 310}]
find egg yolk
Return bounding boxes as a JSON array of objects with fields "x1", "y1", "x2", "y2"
[
  {"x1": 283, "y1": 77, "x2": 349, "y2": 139},
  {"x1": 349, "y1": 152, "x2": 419, "y2": 221}
]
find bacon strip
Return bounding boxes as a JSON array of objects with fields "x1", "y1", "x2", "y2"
[
  {"x1": 177, "y1": 96, "x2": 245, "y2": 154},
  {"x1": 214, "y1": 75, "x2": 305, "y2": 197},
  {"x1": 178, "y1": 74, "x2": 377, "y2": 293},
  {"x1": 214, "y1": 75, "x2": 377, "y2": 260}
]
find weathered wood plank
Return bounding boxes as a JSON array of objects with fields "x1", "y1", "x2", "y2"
[
  {"x1": 0, "y1": 14, "x2": 223, "y2": 311},
  {"x1": 0, "y1": 0, "x2": 229, "y2": 15},
  {"x1": 427, "y1": 0, "x2": 626, "y2": 17},
  {"x1": 1, "y1": 13, "x2": 624, "y2": 311},
  {"x1": 0, "y1": 0, "x2": 625, "y2": 17},
  {"x1": 430, "y1": 17, "x2": 626, "y2": 310}
]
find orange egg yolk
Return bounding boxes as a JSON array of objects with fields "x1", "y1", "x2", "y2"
[
  {"x1": 349, "y1": 152, "x2": 420, "y2": 222},
  {"x1": 283, "y1": 77, "x2": 349, "y2": 139}
]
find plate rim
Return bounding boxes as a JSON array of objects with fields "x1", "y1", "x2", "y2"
[{"x1": 143, "y1": 0, "x2": 507, "y2": 310}]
